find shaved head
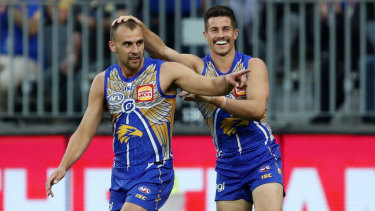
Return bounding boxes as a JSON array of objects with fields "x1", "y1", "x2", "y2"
[{"x1": 110, "y1": 19, "x2": 140, "y2": 41}]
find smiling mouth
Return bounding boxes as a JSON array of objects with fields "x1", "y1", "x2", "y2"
[{"x1": 215, "y1": 40, "x2": 228, "y2": 45}]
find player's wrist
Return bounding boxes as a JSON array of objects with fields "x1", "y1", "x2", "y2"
[
  {"x1": 209, "y1": 96, "x2": 215, "y2": 104},
  {"x1": 220, "y1": 96, "x2": 227, "y2": 109}
]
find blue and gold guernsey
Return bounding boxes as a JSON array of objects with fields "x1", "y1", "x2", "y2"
[
  {"x1": 201, "y1": 52, "x2": 283, "y2": 201},
  {"x1": 199, "y1": 52, "x2": 275, "y2": 159},
  {"x1": 104, "y1": 57, "x2": 176, "y2": 178}
]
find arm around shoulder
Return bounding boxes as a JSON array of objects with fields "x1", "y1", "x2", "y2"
[{"x1": 161, "y1": 62, "x2": 246, "y2": 97}]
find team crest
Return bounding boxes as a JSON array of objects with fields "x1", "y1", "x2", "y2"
[
  {"x1": 234, "y1": 87, "x2": 246, "y2": 97},
  {"x1": 137, "y1": 84, "x2": 154, "y2": 102}
]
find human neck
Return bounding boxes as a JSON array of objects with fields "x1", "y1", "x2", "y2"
[
  {"x1": 119, "y1": 58, "x2": 144, "y2": 78},
  {"x1": 210, "y1": 49, "x2": 236, "y2": 74}
]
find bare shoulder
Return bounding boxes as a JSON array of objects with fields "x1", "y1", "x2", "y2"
[
  {"x1": 90, "y1": 72, "x2": 105, "y2": 96},
  {"x1": 248, "y1": 57, "x2": 268, "y2": 74},
  {"x1": 92, "y1": 72, "x2": 105, "y2": 84},
  {"x1": 248, "y1": 57, "x2": 266, "y2": 68},
  {"x1": 184, "y1": 54, "x2": 205, "y2": 74}
]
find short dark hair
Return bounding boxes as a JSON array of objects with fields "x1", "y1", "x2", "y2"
[
  {"x1": 204, "y1": 5, "x2": 237, "y2": 31},
  {"x1": 110, "y1": 19, "x2": 139, "y2": 41}
]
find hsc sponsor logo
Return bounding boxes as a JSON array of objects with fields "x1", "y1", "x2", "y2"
[
  {"x1": 135, "y1": 193, "x2": 147, "y2": 200},
  {"x1": 137, "y1": 85, "x2": 154, "y2": 102},
  {"x1": 108, "y1": 92, "x2": 125, "y2": 105},
  {"x1": 261, "y1": 173, "x2": 272, "y2": 179},
  {"x1": 138, "y1": 186, "x2": 151, "y2": 194}
]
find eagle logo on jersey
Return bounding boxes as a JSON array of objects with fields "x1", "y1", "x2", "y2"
[
  {"x1": 220, "y1": 117, "x2": 249, "y2": 136},
  {"x1": 116, "y1": 125, "x2": 143, "y2": 144}
]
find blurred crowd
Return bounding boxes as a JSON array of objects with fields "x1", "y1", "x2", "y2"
[{"x1": 0, "y1": 0, "x2": 374, "y2": 124}]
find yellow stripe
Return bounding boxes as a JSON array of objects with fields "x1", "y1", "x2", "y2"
[{"x1": 268, "y1": 146, "x2": 282, "y2": 175}]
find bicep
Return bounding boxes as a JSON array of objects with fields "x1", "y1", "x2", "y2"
[
  {"x1": 165, "y1": 50, "x2": 204, "y2": 74},
  {"x1": 246, "y1": 58, "x2": 269, "y2": 105},
  {"x1": 77, "y1": 73, "x2": 105, "y2": 137},
  {"x1": 161, "y1": 62, "x2": 212, "y2": 95}
]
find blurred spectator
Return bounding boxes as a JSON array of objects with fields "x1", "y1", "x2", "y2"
[
  {"x1": 0, "y1": 0, "x2": 40, "y2": 111},
  {"x1": 228, "y1": 0, "x2": 299, "y2": 66},
  {"x1": 352, "y1": 2, "x2": 375, "y2": 123},
  {"x1": 147, "y1": 0, "x2": 203, "y2": 52},
  {"x1": 43, "y1": 0, "x2": 127, "y2": 112},
  {"x1": 62, "y1": 0, "x2": 127, "y2": 74},
  {"x1": 311, "y1": 2, "x2": 347, "y2": 123},
  {"x1": 62, "y1": 1, "x2": 126, "y2": 111}
]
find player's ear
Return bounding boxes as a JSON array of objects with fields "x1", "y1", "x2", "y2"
[
  {"x1": 234, "y1": 29, "x2": 239, "y2": 40},
  {"x1": 203, "y1": 31, "x2": 208, "y2": 41},
  {"x1": 109, "y1": 41, "x2": 116, "y2": 53}
]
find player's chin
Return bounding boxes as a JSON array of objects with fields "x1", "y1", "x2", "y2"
[
  {"x1": 214, "y1": 48, "x2": 230, "y2": 56},
  {"x1": 129, "y1": 59, "x2": 140, "y2": 66}
]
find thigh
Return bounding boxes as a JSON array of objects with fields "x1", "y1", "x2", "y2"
[
  {"x1": 252, "y1": 182, "x2": 283, "y2": 211},
  {"x1": 216, "y1": 199, "x2": 252, "y2": 211},
  {"x1": 120, "y1": 202, "x2": 147, "y2": 211}
]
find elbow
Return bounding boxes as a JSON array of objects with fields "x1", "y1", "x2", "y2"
[
  {"x1": 244, "y1": 107, "x2": 266, "y2": 122},
  {"x1": 253, "y1": 112, "x2": 266, "y2": 122}
]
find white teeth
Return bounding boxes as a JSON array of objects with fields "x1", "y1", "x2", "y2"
[{"x1": 216, "y1": 41, "x2": 227, "y2": 45}]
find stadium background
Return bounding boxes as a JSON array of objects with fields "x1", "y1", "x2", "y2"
[{"x1": 0, "y1": 0, "x2": 375, "y2": 210}]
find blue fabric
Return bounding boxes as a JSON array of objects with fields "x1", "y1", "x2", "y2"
[
  {"x1": 215, "y1": 143, "x2": 283, "y2": 202},
  {"x1": 109, "y1": 165, "x2": 174, "y2": 211},
  {"x1": 0, "y1": 4, "x2": 39, "y2": 61}
]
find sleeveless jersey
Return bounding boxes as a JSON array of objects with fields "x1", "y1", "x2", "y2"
[
  {"x1": 199, "y1": 52, "x2": 275, "y2": 159},
  {"x1": 104, "y1": 57, "x2": 176, "y2": 177}
]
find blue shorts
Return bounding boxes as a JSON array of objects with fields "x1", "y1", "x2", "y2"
[
  {"x1": 215, "y1": 142, "x2": 283, "y2": 203},
  {"x1": 109, "y1": 165, "x2": 174, "y2": 211}
]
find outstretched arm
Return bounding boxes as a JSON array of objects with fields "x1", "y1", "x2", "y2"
[
  {"x1": 112, "y1": 15, "x2": 204, "y2": 74},
  {"x1": 45, "y1": 73, "x2": 105, "y2": 197},
  {"x1": 161, "y1": 62, "x2": 249, "y2": 97},
  {"x1": 181, "y1": 58, "x2": 269, "y2": 121}
]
